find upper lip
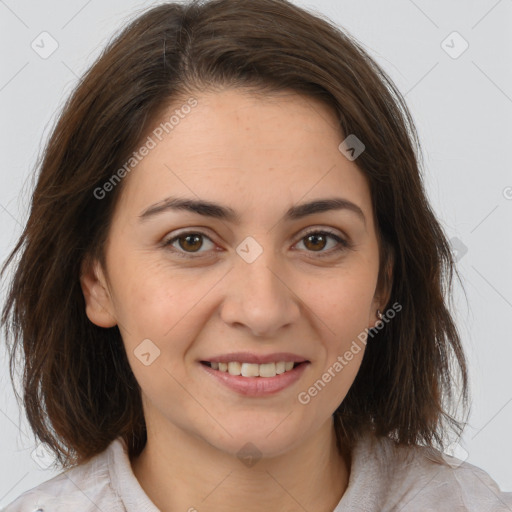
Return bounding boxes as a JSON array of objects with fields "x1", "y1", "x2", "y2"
[{"x1": 201, "y1": 352, "x2": 309, "y2": 364}]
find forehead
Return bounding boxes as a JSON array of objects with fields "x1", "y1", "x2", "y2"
[{"x1": 115, "y1": 88, "x2": 373, "y2": 228}]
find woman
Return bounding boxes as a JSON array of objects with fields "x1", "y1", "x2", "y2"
[{"x1": 2, "y1": 0, "x2": 511, "y2": 510}]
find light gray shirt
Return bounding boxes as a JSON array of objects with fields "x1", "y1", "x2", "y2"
[{"x1": 2, "y1": 432, "x2": 512, "y2": 511}]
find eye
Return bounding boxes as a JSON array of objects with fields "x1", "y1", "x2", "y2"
[
  {"x1": 162, "y1": 231, "x2": 216, "y2": 257},
  {"x1": 162, "y1": 228, "x2": 352, "y2": 259},
  {"x1": 294, "y1": 228, "x2": 351, "y2": 258}
]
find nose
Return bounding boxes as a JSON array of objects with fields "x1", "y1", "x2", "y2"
[{"x1": 219, "y1": 244, "x2": 301, "y2": 338}]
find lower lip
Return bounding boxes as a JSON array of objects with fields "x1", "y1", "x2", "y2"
[{"x1": 199, "y1": 362, "x2": 309, "y2": 396}]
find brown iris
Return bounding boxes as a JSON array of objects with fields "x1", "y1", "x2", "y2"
[
  {"x1": 303, "y1": 233, "x2": 328, "y2": 252},
  {"x1": 177, "y1": 233, "x2": 203, "y2": 252}
]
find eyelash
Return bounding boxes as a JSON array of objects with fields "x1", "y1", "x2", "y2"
[{"x1": 161, "y1": 228, "x2": 352, "y2": 259}]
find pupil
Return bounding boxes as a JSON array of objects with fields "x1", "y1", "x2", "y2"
[
  {"x1": 180, "y1": 234, "x2": 202, "y2": 252},
  {"x1": 305, "y1": 234, "x2": 326, "y2": 251}
]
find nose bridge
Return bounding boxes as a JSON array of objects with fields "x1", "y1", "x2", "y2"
[{"x1": 220, "y1": 233, "x2": 300, "y2": 336}]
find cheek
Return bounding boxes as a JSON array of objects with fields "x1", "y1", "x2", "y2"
[
  {"x1": 108, "y1": 254, "x2": 188, "y2": 327},
  {"x1": 295, "y1": 270, "x2": 375, "y2": 405},
  {"x1": 301, "y1": 268, "x2": 377, "y2": 335},
  {"x1": 113, "y1": 265, "x2": 223, "y2": 363},
  {"x1": 297, "y1": 341, "x2": 365, "y2": 421}
]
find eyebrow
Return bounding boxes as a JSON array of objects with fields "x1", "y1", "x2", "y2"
[{"x1": 139, "y1": 196, "x2": 366, "y2": 227}]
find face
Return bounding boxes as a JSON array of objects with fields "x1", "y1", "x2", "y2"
[{"x1": 81, "y1": 88, "x2": 389, "y2": 458}]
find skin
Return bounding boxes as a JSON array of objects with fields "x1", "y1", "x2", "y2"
[{"x1": 80, "y1": 88, "x2": 392, "y2": 512}]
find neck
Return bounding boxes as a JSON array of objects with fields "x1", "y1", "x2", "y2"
[{"x1": 131, "y1": 419, "x2": 350, "y2": 512}]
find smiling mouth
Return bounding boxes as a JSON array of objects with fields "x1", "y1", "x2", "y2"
[{"x1": 200, "y1": 361, "x2": 306, "y2": 378}]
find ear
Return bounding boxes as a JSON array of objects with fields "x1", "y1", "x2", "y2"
[
  {"x1": 370, "y1": 243, "x2": 394, "y2": 326},
  {"x1": 79, "y1": 255, "x2": 117, "y2": 328}
]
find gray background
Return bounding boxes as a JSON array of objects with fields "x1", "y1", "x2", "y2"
[{"x1": 1, "y1": 0, "x2": 511, "y2": 506}]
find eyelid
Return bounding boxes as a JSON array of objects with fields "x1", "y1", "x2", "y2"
[
  {"x1": 163, "y1": 225, "x2": 346, "y2": 242},
  {"x1": 162, "y1": 225, "x2": 352, "y2": 258},
  {"x1": 161, "y1": 228, "x2": 217, "y2": 256},
  {"x1": 295, "y1": 227, "x2": 352, "y2": 256},
  {"x1": 300, "y1": 226, "x2": 344, "y2": 239}
]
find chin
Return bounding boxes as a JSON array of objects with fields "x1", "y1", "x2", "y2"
[{"x1": 204, "y1": 418, "x2": 306, "y2": 460}]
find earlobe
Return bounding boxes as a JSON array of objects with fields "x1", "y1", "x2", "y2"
[{"x1": 79, "y1": 257, "x2": 117, "y2": 328}]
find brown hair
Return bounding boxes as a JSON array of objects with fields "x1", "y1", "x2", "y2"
[{"x1": 1, "y1": 0, "x2": 470, "y2": 469}]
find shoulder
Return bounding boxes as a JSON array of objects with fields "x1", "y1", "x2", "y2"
[
  {"x1": 388, "y1": 441, "x2": 512, "y2": 511},
  {"x1": 342, "y1": 433, "x2": 512, "y2": 511},
  {"x1": 1, "y1": 440, "x2": 125, "y2": 512}
]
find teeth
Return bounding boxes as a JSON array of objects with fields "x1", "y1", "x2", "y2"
[
  {"x1": 208, "y1": 361, "x2": 300, "y2": 377},
  {"x1": 241, "y1": 362, "x2": 259, "y2": 377},
  {"x1": 228, "y1": 362, "x2": 241, "y2": 375},
  {"x1": 259, "y1": 362, "x2": 276, "y2": 377}
]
